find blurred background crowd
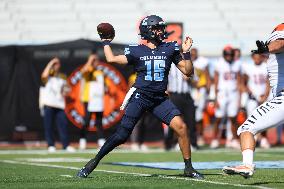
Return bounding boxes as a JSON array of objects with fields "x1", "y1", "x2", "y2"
[
  {"x1": 30, "y1": 45, "x2": 284, "y2": 152},
  {"x1": 0, "y1": 0, "x2": 283, "y2": 152}
]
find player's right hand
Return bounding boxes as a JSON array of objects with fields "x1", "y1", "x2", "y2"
[
  {"x1": 49, "y1": 57, "x2": 60, "y2": 66},
  {"x1": 88, "y1": 54, "x2": 97, "y2": 62}
]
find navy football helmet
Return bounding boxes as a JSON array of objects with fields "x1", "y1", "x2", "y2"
[{"x1": 139, "y1": 15, "x2": 168, "y2": 43}]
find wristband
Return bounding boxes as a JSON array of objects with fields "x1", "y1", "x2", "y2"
[
  {"x1": 183, "y1": 51, "x2": 191, "y2": 60},
  {"x1": 102, "y1": 40, "x2": 111, "y2": 46}
]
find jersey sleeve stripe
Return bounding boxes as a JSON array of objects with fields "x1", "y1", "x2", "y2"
[{"x1": 267, "y1": 31, "x2": 284, "y2": 43}]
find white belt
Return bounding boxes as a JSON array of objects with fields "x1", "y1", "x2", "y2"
[{"x1": 120, "y1": 87, "x2": 137, "y2": 110}]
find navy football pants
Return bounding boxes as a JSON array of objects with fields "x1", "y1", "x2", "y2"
[{"x1": 92, "y1": 90, "x2": 181, "y2": 168}]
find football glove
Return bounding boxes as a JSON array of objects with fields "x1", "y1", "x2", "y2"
[{"x1": 251, "y1": 40, "x2": 269, "y2": 54}]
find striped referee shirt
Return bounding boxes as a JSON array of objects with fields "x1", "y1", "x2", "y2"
[{"x1": 167, "y1": 65, "x2": 192, "y2": 94}]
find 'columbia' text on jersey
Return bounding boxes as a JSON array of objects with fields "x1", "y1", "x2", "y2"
[{"x1": 124, "y1": 42, "x2": 182, "y2": 93}]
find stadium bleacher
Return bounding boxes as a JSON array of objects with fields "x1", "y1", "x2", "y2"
[{"x1": 0, "y1": 0, "x2": 283, "y2": 55}]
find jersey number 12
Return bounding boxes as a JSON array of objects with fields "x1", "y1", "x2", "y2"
[{"x1": 145, "y1": 60, "x2": 165, "y2": 81}]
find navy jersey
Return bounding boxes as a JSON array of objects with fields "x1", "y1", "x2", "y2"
[{"x1": 124, "y1": 42, "x2": 182, "y2": 93}]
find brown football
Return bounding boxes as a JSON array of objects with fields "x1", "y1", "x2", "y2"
[{"x1": 97, "y1": 23, "x2": 115, "y2": 40}]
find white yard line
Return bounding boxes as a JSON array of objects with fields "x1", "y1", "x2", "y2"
[
  {"x1": 0, "y1": 147, "x2": 283, "y2": 155},
  {"x1": 60, "y1": 174, "x2": 73, "y2": 178},
  {"x1": 0, "y1": 149, "x2": 164, "y2": 155},
  {"x1": 0, "y1": 159, "x2": 272, "y2": 189}
]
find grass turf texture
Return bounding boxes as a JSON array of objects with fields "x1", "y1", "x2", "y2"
[{"x1": 0, "y1": 148, "x2": 283, "y2": 189}]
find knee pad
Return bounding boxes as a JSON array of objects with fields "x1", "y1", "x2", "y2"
[
  {"x1": 115, "y1": 126, "x2": 133, "y2": 144},
  {"x1": 111, "y1": 114, "x2": 137, "y2": 144},
  {"x1": 107, "y1": 129, "x2": 129, "y2": 147},
  {"x1": 120, "y1": 114, "x2": 137, "y2": 129}
]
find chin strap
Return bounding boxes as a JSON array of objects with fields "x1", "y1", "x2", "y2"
[
  {"x1": 148, "y1": 39, "x2": 162, "y2": 46},
  {"x1": 164, "y1": 31, "x2": 173, "y2": 38}
]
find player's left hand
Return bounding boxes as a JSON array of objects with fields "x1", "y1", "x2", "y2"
[
  {"x1": 182, "y1": 36, "x2": 193, "y2": 52},
  {"x1": 251, "y1": 40, "x2": 269, "y2": 54}
]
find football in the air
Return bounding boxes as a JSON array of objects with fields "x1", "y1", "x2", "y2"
[{"x1": 97, "y1": 23, "x2": 115, "y2": 40}]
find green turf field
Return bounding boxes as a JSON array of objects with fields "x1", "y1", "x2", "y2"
[{"x1": 0, "y1": 148, "x2": 283, "y2": 189}]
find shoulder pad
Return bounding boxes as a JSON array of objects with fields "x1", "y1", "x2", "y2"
[
  {"x1": 166, "y1": 41, "x2": 180, "y2": 51},
  {"x1": 124, "y1": 44, "x2": 138, "y2": 55},
  {"x1": 174, "y1": 42, "x2": 179, "y2": 50}
]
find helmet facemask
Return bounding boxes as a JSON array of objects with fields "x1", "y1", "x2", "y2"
[{"x1": 148, "y1": 24, "x2": 167, "y2": 44}]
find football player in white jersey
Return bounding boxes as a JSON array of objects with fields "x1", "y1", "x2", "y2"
[
  {"x1": 223, "y1": 23, "x2": 284, "y2": 178},
  {"x1": 190, "y1": 48, "x2": 211, "y2": 146},
  {"x1": 234, "y1": 48, "x2": 242, "y2": 62},
  {"x1": 211, "y1": 46, "x2": 242, "y2": 148},
  {"x1": 242, "y1": 53, "x2": 270, "y2": 149}
]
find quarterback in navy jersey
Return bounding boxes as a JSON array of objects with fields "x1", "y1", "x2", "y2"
[
  {"x1": 124, "y1": 41, "x2": 182, "y2": 93},
  {"x1": 77, "y1": 15, "x2": 204, "y2": 179}
]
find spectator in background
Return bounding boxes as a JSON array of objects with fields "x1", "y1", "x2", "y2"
[
  {"x1": 212, "y1": 46, "x2": 241, "y2": 149},
  {"x1": 242, "y1": 52, "x2": 270, "y2": 148},
  {"x1": 167, "y1": 63, "x2": 198, "y2": 150},
  {"x1": 41, "y1": 58, "x2": 75, "y2": 152},
  {"x1": 79, "y1": 54, "x2": 105, "y2": 150},
  {"x1": 277, "y1": 125, "x2": 284, "y2": 145},
  {"x1": 234, "y1": 48, "x2": 241, "y2": 62},
  {"x1": 190, "y1": 48, "x2": 211, "y2": 146}
]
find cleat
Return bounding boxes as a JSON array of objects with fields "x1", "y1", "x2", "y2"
[
  {"x1": 210, "y1": 139, "x2": 219, "y2": 149},
  {"x1": 48, "y1": 146, "x2": 56, "y2": 153},
  {"x1": 230, "y1": 139, "x2": 240, "y2": 150},
  {"x1": 79, "y1": 138, "x2": 87, "y2": 150},
  {"x1": 130, "y1": 143, "x2": 140, "y2": 151},
  {"x1": 222, "y1": 164, "x2": 255, "y2": 179},
  {"x1": 260, "y1": 138, "x2": 271, "y2": 149},
  {"x1": 76, "y1": 167, "x2": 90, "y2": 178},
  {"x1": 66, "y1": 146, "x2": 76, "y2": 152},
  {"x1": 98, "y1": 138, "x2": 106, "y2": 148},
  {"x1": 140, "y1": 144, "x2": 149, "y2": 152},
  {"x1": 197, "y1": 137, "x2": 205, "y2": 147},
  {"x1": 184, "y1": 168, "x2": 204, "y2": 180}
]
